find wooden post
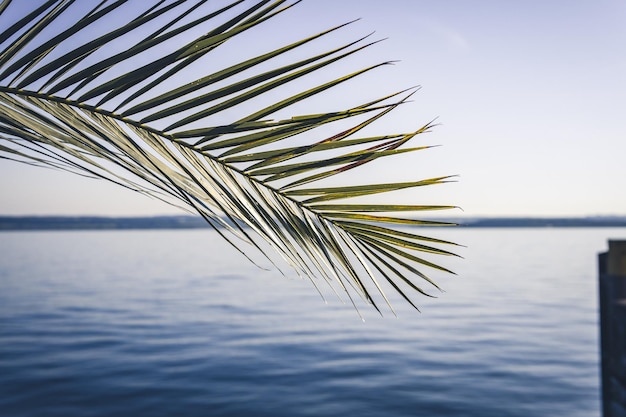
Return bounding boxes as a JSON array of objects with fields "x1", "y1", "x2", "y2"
[{"x1": 599, "y1": 240, "x2": 626, "y2": 417}]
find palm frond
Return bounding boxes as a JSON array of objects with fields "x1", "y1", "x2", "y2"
[{"x1": 0, "y1": 0, "x2": 461, "y2": 315}]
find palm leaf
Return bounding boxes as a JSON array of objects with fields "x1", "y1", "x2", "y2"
[{"x1": 0, "y1": 0, "x2": 460, "y2": 315}]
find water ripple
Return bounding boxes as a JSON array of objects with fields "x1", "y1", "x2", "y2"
[{"x1": 0, "y1": 228, "x2": 616, "y2": 416}]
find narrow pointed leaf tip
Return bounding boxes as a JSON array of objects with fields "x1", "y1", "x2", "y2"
[{"x1": 0, "y1": 0, "x2": 461, "y2": 315}]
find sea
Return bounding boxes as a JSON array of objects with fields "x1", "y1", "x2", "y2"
[{"x1": 1, "y1": 227, "x2": 623, "y2": 417}]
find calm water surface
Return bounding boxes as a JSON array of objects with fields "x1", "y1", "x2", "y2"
[{"x1": 1, "y1": 227, "x2": 624, "y2": 416}]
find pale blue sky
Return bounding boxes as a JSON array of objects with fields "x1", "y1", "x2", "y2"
[{"x1": 1, "y1": 0, "x2": 625, "y2": 217}]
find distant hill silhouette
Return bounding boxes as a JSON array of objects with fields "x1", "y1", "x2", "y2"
[
  {"x1": 0, "y1": 216, "x2": 209, "y2": 230},
  {"x1": 460, "y1": 217, "x2": 626, "y2": 228},
  {"x1": 1, "y1": 215, "x2": 625, "y2": 231}
]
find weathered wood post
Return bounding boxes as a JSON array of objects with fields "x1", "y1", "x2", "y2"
[{"x1": 599, "y1": 240, "x2": 626, "y2": 417}]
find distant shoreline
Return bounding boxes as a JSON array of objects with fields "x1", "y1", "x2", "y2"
[
  {"x1": 0, "y1": 216, "x2": 210, "y2": 231},
  {"x1": 1, "y1": 215, "x2": 626, "y2": 231}
]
